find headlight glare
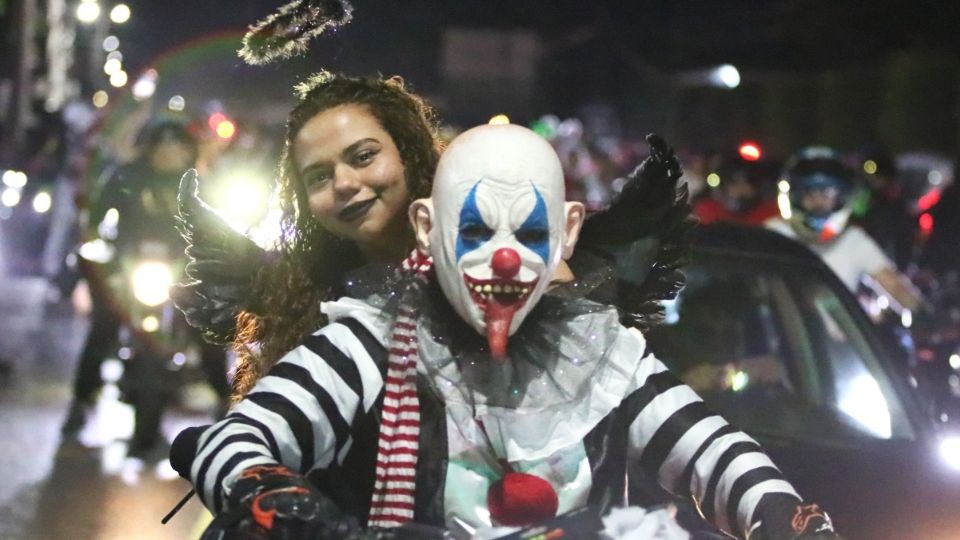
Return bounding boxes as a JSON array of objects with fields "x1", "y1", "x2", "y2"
[{"x1": 131, "y1": 261, "x2": 173, "y2": 306}]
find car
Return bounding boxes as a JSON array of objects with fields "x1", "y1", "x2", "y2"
[{"x1": 641, "y1": 223, "x2": 960, "y2": 540}]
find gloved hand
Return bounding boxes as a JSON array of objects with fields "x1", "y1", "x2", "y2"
[
  {"x1": 225, "y1": 464, "x2": 360, "y2": 540},
  {"x1": 747, "y1": 495, "x2": 842, "y2": 540},
  {"x1": 571, "y1": 133, "x2": 695, "y2": 331},
  {"x1": 172, "y1": 169, "x2": 270, "y2": 345}
]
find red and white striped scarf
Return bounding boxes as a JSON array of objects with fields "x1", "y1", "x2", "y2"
[{"x1": 367, "y1": 249, "x2": 432, "y2": 527}]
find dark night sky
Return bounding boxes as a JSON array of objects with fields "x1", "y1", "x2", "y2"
[
  {"x1": 123, "y1": 1, "x2": 960, "y2": 70},
  {"x1": 105, "y1": 1, "x2": 960, "y2": 127}
]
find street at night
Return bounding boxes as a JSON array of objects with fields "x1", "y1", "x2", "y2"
[
  {"x1": 2, "y1": 1, "x2": 960, "y2": 539},
  {"x1": 0, "y1": 275, "x2": 210, "y2": 538}
]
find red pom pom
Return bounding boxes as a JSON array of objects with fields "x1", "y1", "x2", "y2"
[{"x1": 486, "y1": 471, "x2": 559, "y2": 526}]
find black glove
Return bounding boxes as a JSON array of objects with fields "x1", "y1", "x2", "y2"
[
  {"x1": 748, "y1": 494, "x2": 842, "y2": 540},
  {"x1": 173, "y1": 169, "x2": 269, "y2": 345},
  {"x1": 578, "y1": 133, "x2": 686, "y2": 246},
  {"x1": 571, "y1": 133, "x2": 695, "y2": 331},
  {"x1": 224, "y1": 464, "x2": 360, "y2": 540}
]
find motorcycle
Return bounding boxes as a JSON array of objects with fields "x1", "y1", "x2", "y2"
[
  {"x1": 78, "y1": 232, "x2": 210, "y2": 455},
  {"x1": 197, "y1": 504, "x2": 729, "y2": 540}
]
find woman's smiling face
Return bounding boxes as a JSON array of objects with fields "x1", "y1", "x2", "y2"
[{"x1": 294, "y1": 104, "x2": 410, "y2": 256}]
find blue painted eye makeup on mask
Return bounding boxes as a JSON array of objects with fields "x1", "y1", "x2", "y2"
[
  {"x1": 455, "y1": 181, "x2": 551, "y2": 263},
  {"x1": 516, "y1": 185, "x2": 550, "y2": 263},
  {"x1": 455, "y1": 182, "x2": 494, "y2": 261}
]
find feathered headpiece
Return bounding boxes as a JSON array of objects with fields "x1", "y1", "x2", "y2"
[{"x1": 239, "y1": 0, "x2": 354, "y2": 65}]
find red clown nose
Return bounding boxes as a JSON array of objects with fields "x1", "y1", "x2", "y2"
[{"x1": 491, "y1": 248, "x2": 521, "y2": 278}]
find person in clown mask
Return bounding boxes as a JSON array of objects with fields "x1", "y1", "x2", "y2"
[{"x1": 175, "y1": 125, "x2": 838, "y2": 540}]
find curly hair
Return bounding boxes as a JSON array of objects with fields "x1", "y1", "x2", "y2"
[{"x1": 231, "y1": 72, "x2": 442, "y2": 400}]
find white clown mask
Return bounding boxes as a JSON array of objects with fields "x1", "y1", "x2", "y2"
[{"x1": 410, "y1": 124, "x2": 584, "y2": 360}]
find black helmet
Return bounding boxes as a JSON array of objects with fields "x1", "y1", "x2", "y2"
[
  {"x1": 137, "y1": 119, "x2": 197, "y2": 151},
  {"x1": 780, "y1": 146, "x2": 855, "y2": 240}
]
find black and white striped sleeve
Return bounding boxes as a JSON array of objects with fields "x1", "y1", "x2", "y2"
[
  {"x1": 623, "y1": 330, "x2": 799, "y2": 538},
  {"x1": 190, "y1": 318, "x2": 386, "y2": 513}
]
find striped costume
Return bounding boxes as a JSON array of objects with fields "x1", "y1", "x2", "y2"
[{"x1": 190, "y1": 295, "x2": 804, "y2": 538}]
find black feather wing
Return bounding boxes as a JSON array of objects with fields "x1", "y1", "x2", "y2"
[
  {"x1": 571, "y1": 134, "x2": 697, "y2": 331},
  {"x1": 173, "y1": 169, "x2": 268, "y2": 344}
]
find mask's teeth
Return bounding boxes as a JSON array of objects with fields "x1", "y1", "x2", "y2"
[
  {"x1": 492, "y1": 284, "x2": 502, "y2": 293},
  {"x1": 483, "y1": 284, "x2": 492, "y2": 293},
  {"x1": 521, "y1": 287, "x2": 529, "y2": 295}
]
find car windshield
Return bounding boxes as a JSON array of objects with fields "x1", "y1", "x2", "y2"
[{"x1": 646, "y1": 252, "x2": 916, "y2": 445}]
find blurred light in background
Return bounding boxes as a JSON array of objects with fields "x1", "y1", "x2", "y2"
[
  {"x1": 109, "y1": 70, "x2": 128, "y2": 88},
  {"x1": 706, "y1": 173, "x2": 721, "y2": 187},
  {"x1": 98, "y1": 208, "x2": 120, "y2": 240},
  {"x1": 109, "y1": 3, "x2": 131, "y2": 24},
  {"x1": 928, "y1": 170, "x2": 944, "y2": 185},
  {"x1": 215, "y1": 120, "x2": 236, "y2": 139},
  {"x1": 78, "y1": 239, "x2": 115, "y2": 264},
  {"x1": 101, "y1": 358, "x2": 124, "y2": 383},
  {"x1": 207, "y1": 112, "x2": 226, "y2": 131},
  {"x1": 102, "y1": 35, "x2": 119, "y2": 52},
  {"x1": 103, "y1": 58, "x2": 122, "y2": 76},
  {"x1": 530, "y1": 115, "x2": 559, "y2": 139},
  {"x1": 900, "y1": 309, "x2": 912, "y2": 329},
  {"x1": 32, "y1": 192, "x2": 52, "y2": 214},
  {"x1": 131, "y1": 262, "x2": 173, "y2": 307},
  {"x1": 940, "y1": 436, "x2": 960, "y2": 471},
  {"x1": 917, "y1": 189, "x2": 941, "y2": 212},
  {"x1": 863, "y1": 160, "x2": 878, "y2": 175},
  {"x1": 92, "y1": 90, "x2": 109, "y2": 108},
  {"x1": 739, "y1": 141, "x2": 762, "y2": 161},
  {"x1": 556, "y1": 118, "x2": 583, "y2": 138},
  {"x1": 713, "y1": 64, "x2": 741, "y2": 89},
  {"x1": 2, "y1": 170, "x2": 28, "y2": 188},
  {"x1": 168, "y1": 95, "x2": 186, "y2": 112},
  {"x1": 919, "y1": 212, "x2": 934, "y2": 236},
  {"x1": 777, "y1": 180, "x2": 792, "y2": 219},
  {"x1": 950, "y1": 354, "x2": 960, "y2": 371},
  {"x1": 214, "y1": 174, "x2": 269, "y2": 231},
  {"x1": 729, "y1": 370, "x2": 749, "y2": 392},
  {"x1": 76, "y1": 0, "x2": 101, "y2": 24},
  {"x1": 1, "y1": 188, "x2": 22, "y2": 207},
  {"x1": 141, "y1": 315, "x2": 160, "y2": 333},
  {"x1": 488, "y1": 114, "x2": 510, "y2": 125},
  {"x1": 132, "y1": 70, "x2": 158, "y2": 101}
]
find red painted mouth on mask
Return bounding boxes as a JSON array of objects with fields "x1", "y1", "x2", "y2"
[{"x1": 463, "y1": 274, "x2": 538, "y2": 362}]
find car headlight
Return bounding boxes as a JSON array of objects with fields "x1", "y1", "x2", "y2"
[
  {"x1": 131, "y1": 261, "x2": 173, "y2": 306},
  {"x1": 939, "y1": 436, "x2": 960, "y2": 471}
]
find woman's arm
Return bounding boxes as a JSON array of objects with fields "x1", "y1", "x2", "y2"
[{"x1": 190, "y1": 319, "x2": 386, "y2": 513}]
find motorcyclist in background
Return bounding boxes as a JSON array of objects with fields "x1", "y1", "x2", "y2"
[
  {"x1": 62, "y1": 119, "x2": 230, "y2": 457},
  {"x1": 765, "y1": 146, "x2": 922, "y2": 313},
  {"x1": 850, "y1": 147, "x2": 917, "y2": 270},
  {"x1": 693, "y1": 150, "x2": 780, "y2": 226}
]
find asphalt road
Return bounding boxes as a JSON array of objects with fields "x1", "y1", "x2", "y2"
[{"x1": 0, "y1": 276, "x2": 215, "y2": 539}]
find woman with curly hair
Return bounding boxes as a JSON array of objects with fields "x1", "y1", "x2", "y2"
[{"x1": 225, "y1": 71, "x2": 443, "y2": 400}]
